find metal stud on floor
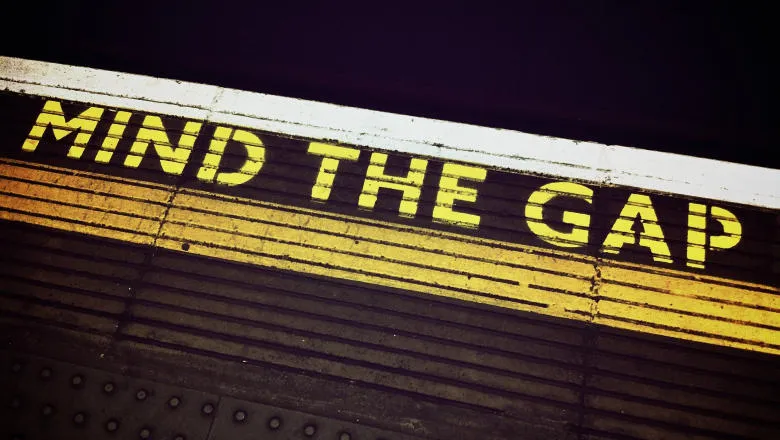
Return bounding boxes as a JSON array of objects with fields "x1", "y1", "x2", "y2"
[
  {"x1": 40, "y1": 404, "x2": 55, "y2": 417},
  {"x1": 233, "y1": 409, "x2": 247, "y2": 423},
  {"x1": 169, "y1": 396, "x2": 182, "y2": 408},
  {"x1": 2, "y1": 354, "x2": 409, "y2": 440},
  {"x1": 73, "y1": 411, "x2": 87, "y2": 426},
  {"x1": 136, "y1": 389, "x2": 149, "y2": 401},
  {"x1": 2, "y1": 356, "x2": 217, "y2": 440},
  {"x1": 71, "y1": 374, "x2": 84, "y2": 388},
  {"x1": 105, "y1": 419, "x2": 120, "y2": 433},
  {"x1": 39, "y1": 367, "x2": 52, "y2": 380}
]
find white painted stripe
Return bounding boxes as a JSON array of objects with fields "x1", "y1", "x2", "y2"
[{"x1": 1, "y1": 56, "x2": 778, "y2": 209}]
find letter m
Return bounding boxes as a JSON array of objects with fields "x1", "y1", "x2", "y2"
[{"x1": 22, "y1": 100, "x2": 105, "y2": 159}]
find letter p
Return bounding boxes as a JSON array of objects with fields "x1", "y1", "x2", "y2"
[{"x1": 687, "y1": 203, "x2": 742, "y2": 269}]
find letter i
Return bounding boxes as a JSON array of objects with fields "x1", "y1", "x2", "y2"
[{"x1": 95, "y1": 110, "x2": 132, "y2": 163}]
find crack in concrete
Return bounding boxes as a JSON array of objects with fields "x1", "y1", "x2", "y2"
[{"x1": 575, "y1": 256, "x2": 603, "y2": 439}]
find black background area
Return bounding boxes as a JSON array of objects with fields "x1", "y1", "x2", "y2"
[{"x1": 1, "y1": 1, "x2": 776, "y2": 168}]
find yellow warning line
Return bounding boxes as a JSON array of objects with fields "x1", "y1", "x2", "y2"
[{"x1": 1, "y1": 159, "x2": 778, "y2": 354}]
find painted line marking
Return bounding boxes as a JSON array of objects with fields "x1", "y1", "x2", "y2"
[
  {"x1": 0, "y1": 159, "x2": 777, "y2": 354},
  {"x1": 1, "y1": 56, "x2": 778, "y2": 209}
]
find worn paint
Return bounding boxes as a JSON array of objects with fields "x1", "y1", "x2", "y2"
[
  {"x1": 3, "y1": 97, "x2": 773, "y2": 281},
  {"x1": 2, "y1": 55, "x2": 779, "y2": 440},
  {"x1": 1, "y1": 56, "x2": 778, "y2": 209},
  {"x1": 0, "y1": 56, "x2": 778, "y2": 358},
  {"x1": 1, "y1": 159, "x2": 777, "y2": 354}
]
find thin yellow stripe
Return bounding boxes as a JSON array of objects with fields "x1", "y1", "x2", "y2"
[
  {"x1": 600, "y1": 283, "x2": 780, "y2": 328},
  {"x1": 1, "y1": 160, "x2": 778, "y2": 354},
  {"x1": 0, "y1": 160, "x2": 173, "y2": 202},
  {"x1": 155, "y1": 233, "x2": 538, "y2": 312},
  {"x1": 166, "y1": 195, "x2": 593, "y2": 305},
  {"x1": 599, "y1": 298, "x2": 777, "y2": 342},
  {"x1": 0, "y1": 158, "x2": 173, "y2": 189},
  {"x1": 1, "y1": 179, "x2": 163, "y2": 221},
  {"x1": 601, "y1": 264, "x2": 778, "y2": 303},
  {"x1": 0, "y1": 192, "x2": 160, "y2": 245},
  {"x1": 177, "y1": 191, "x2": 596, "y2": 276}
]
